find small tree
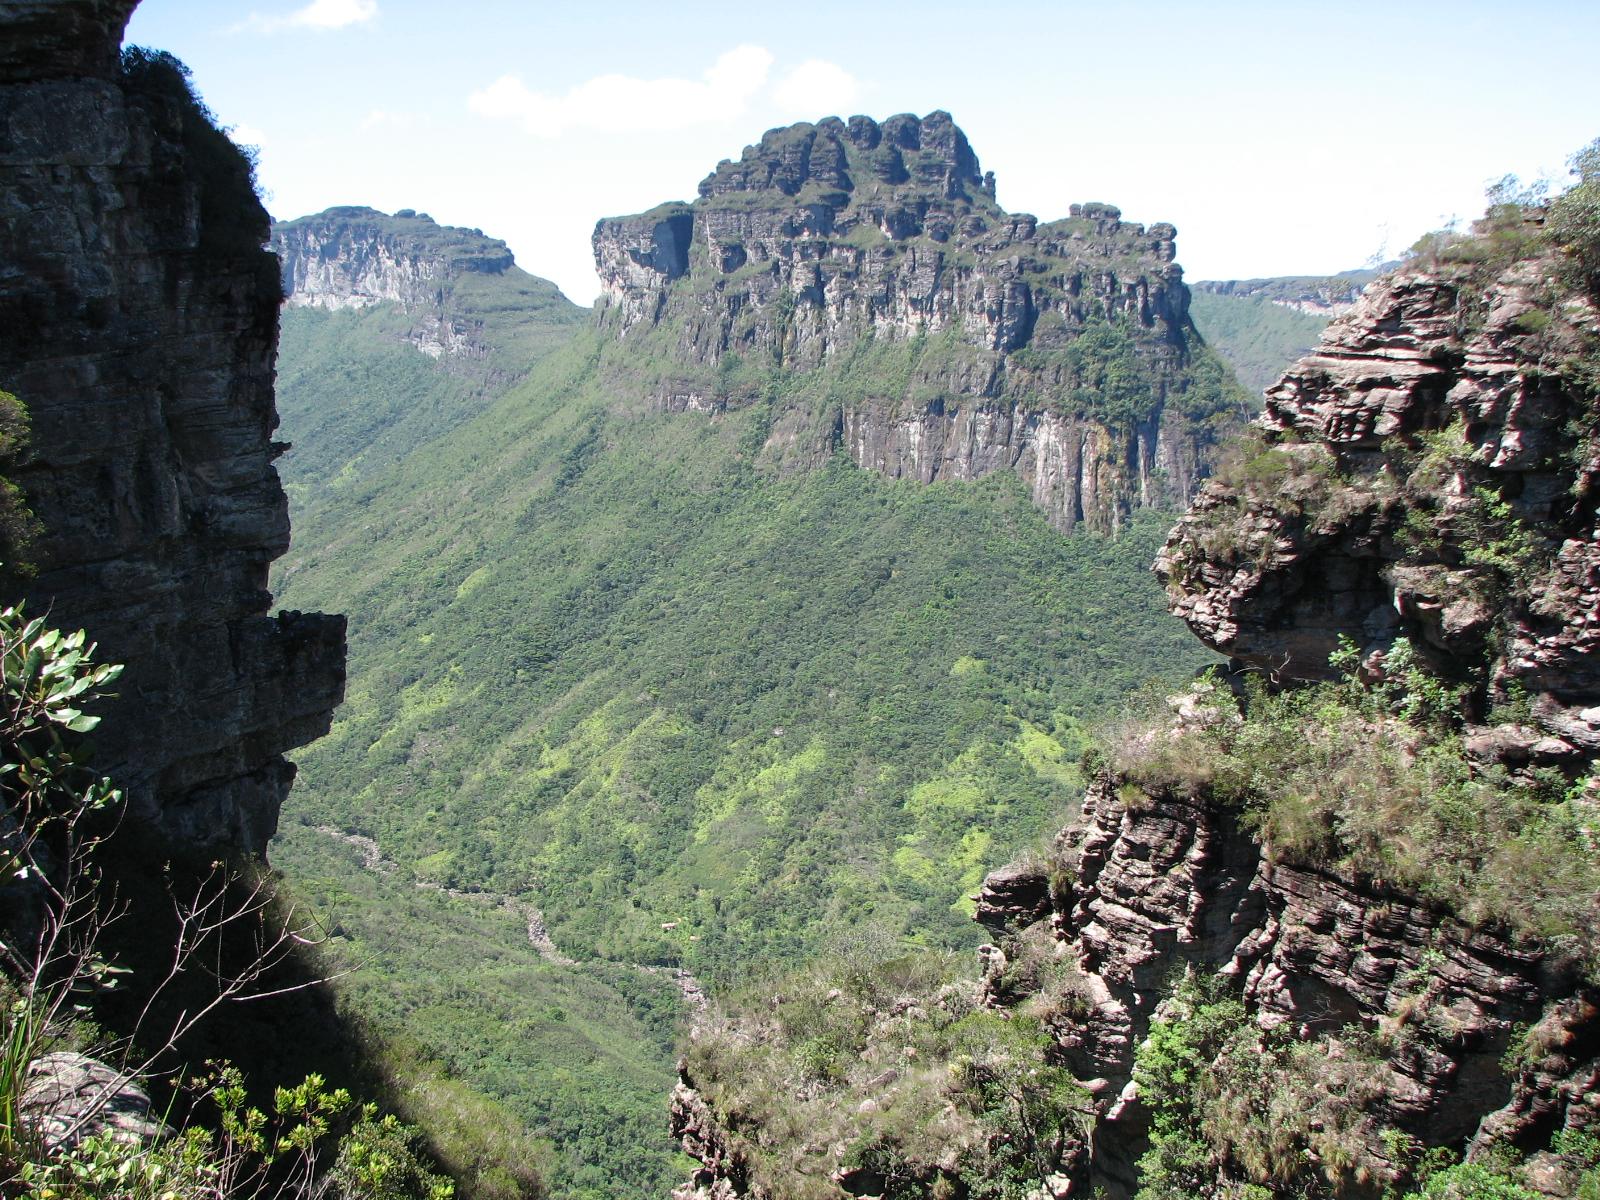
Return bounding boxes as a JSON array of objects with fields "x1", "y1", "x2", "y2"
[{"x1": 1549, "y1": 137, "x2": 1600, "y2": 296}]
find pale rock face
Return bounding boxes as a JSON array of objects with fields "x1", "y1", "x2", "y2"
[
  {"x1": 280, "y1": 237, "x2": 444, "y2": 311},
  {"x1": 0, "y1": 1, "x2": 345, "y2": 856},
  {"x1": 592, "y1": 113, "x2": 1234, "y2": 532},
  {"x1": 838, "y1": 398, "x2": 1201, "y2": 533},
  {"x1": 271, "y1": 206, "x2": 516, "y2": 359}
]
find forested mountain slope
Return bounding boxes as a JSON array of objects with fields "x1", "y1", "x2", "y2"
[
  {"x1": 1188, "y1": 266, "x2": 1386, "y2": 396},
  {"x1": 271, "y1": 207, "x2": 585, "y2": 503}
]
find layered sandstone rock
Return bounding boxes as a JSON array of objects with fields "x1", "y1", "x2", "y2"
[
  {"x1": 1023, "y1": 775, "x2": 1592, "y2": 1189},
  {"x1": 0, "y1": 1, "x2": 345, "y2": 855},
  {"x1": 273, "y1": 207, "x2": 516, "y2": 313},
  {"x1": 593, "y1": 112, "x2": 1239, "y2": 531},
  {"x1": 1158, "y1": 252, "x2": 1600, "y2": 744}
]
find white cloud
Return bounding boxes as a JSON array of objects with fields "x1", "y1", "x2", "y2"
[
  {"x1": 236, "y1": 0, "x2": 377, "y2": 33},
  {"x1": 771, "y1": 60, "x2": 860, "y2": 119},
  {"x1": 469, "y1": 45, "x2": 774, "y2": 138}
]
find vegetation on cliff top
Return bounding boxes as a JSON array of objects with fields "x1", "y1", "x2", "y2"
[{"x1": 680, "y1": 933, "x2": 1089, "y2": 1200}]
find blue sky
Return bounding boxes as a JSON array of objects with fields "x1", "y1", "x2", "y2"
[{"x1": 125, "y1": 0, "x2": 1600, "y2": 304}]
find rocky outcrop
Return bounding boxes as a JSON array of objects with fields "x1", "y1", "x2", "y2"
[
  {"x1": 1159, "y1": 242, "x2": 1600, "y2": 740},
  {"x1": 973, "y1": 857, "x2": 1054, "y2": 934},
  {"x1": 1024, "y1": 774, "x2": 1591, "y2": 1190},
  {"x1": 0, "y1": 1, "x2": 345, "y2": 855},
  {"x1": 593, "y1": 112, "x2": 1242, "y2": 531},
  {"x1": 671, "y1": 1082, "x2": 761, "y2": 1200},
  {"x1": 1030, "y1": 232, "x2": 1600, "y2": 1192},
  {"x1": 273, "y1": 207, "x2": 525, "y2": 358},
  {"x1": 21, "y1": 1052, "x2": 167, "y2": 1150}
]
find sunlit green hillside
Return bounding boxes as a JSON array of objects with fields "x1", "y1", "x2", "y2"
[{"x1": 268, "y1": 319, "x2": 1214, "y2": 1196}]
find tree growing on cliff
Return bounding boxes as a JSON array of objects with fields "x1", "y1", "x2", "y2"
[
  {"x1": 0, "y1": 392, "x2": 41, "y2": 577},
  {"x1": 1550, "y1": 136, "x2": 1600, "y2": 295}
]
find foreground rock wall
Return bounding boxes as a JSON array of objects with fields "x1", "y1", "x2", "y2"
[
  {"x1": 1159, "y1": 245, "x2": 1600, "y2": 752},
  {"x1": 987, "y1": 776, "x2": 1593, "y2": 1192},
  {"x1": 0, "y1": 0, "x2": 345, "y2": 855}
]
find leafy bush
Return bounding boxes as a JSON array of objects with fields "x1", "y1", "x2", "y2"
[
  {"x1": 1549, "y1": 137, "x2": 1600, "y2": 296},
  {"x1": 1133, "y1": 976, "x2": 1393, "y2": 1200}
]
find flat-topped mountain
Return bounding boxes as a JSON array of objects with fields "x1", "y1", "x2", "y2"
[
  {"x1": 272, "y1": 205, "x2": 580, "y2": 355},
  {"x1": 591, "y1": 111, "x2": 1246, "y2": 531},
  {"x1": 1192, "y1": 265, "x2": 1388, "y2": 314},
  {"x1": 269, "y1": 206, "x2": 584, "y2": 499}
]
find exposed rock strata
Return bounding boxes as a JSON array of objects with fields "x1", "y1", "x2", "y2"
[
  {"x1": 273, "y1": 207, "x2": 519, "y2": 358},
  {"x1": 594, "y1": 113, "x2": 1240, "y2": 531},
  {"x1": 672, "y1": 243, "x2": 1600, "y2": 1199},
  {"x1": 1159, "y1": 249, "x2": 1600, "y2": 743},
  {"x1": 1026, "y1": 775, "x2": 1592, "y2": 1190},
  {"x1": 0, "y1": 1, "x2": 345, "y2": 855}
]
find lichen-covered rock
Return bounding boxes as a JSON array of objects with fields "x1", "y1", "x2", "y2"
[
  {"x1": 0, "y1": 1, "x2": 345, "y2": 856},
  {"x1": 20, "y1": 1052, "x2": 166, "y2": 1150},
  {"x1": 593, "y1": 112, "x2": 1241, "y2": 531}
]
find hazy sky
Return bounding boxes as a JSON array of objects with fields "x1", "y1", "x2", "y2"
[{"x1": 124, "y1": 0, "x2": 1600, "y2": 305}]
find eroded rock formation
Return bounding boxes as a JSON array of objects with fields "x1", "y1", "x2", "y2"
[
  {"x1": 593, "y1": 112, "x2": 1242, "y2": 531},
  {"x1": 1159, "y1": 245, "x2": 1600, "y2": 747},
  {"x1": 0, "y1": 0, "x2": 345, "y2": 855},
  {"x1": 272, "y1": 206, "x2": 539, "y2": 359},
  {"x1": 671, "y1": 230, "x2": 1600, "y2": 1199}
]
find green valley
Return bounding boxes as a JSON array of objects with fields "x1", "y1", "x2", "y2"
[{"x1": 267, "y1": 114, "x2": 1235, "y2": 1198}]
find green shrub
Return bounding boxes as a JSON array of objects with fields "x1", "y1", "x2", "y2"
[
  {"x1": 1109, "y1": 650, "x2": 1600, "y2": 967},
  {"x1": 1133, "y1": 976, "x2": 1392, "y2": 1200}
]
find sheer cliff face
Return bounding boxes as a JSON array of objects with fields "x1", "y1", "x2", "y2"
[
  {"x1": 270, "y1": 207, "x2": 585, "y2": 364},
  {"x1": 273, "y1": 207, "x2": 516, "y2": 314},
  {"x1": 0, "y1": 1, "x2": 345, "y2": 855},
  {"x1": 593, "y1": 112, "x2": 1240, "y2": 531}
]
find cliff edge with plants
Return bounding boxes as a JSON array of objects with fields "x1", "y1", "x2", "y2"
[{"x1": 670, "y1": 148, "x2": 1600, "y2": 1200}]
